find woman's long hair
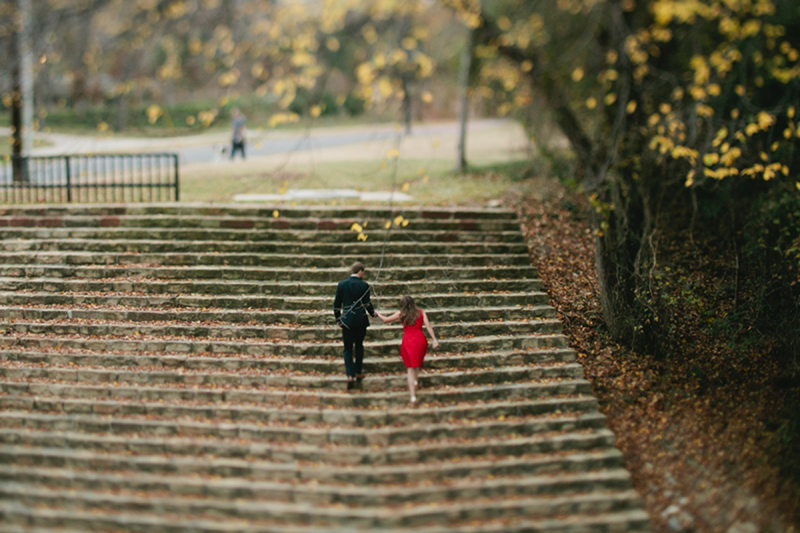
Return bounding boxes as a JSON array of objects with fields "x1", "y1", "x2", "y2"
[{"x1": 399, "y1": 295, "x2": 420, "y2": 326}]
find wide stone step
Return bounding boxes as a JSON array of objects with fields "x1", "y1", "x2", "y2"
[
  {"x1": 0, "y1": 214, "x2": 523, "y2": 232},
  {"x1": 0, "y1": 304, "x2": 556, "y2": 326},
  {"x1": 0, "y1": 332, "x2": 569, "y2": 357},
  {"x1": 0, "y1": 409, "x2": 606, "y2": 446},
  {"x1": 0, "y1": 264, "x2": 536, "y2": 283},
  {"x1": 0, "y1": 318, "x2": 562, "y2": 343},
  {"x1": 0, "y1": 238, "x2": 530, "y2": 256},
  {"x1": 0, "y1": 251, "x2": 531, "y2": 268},
  {"x1": 0, "y1": 277, "x2": 542, "y2": 296},
  {"x1": 0, "y1": 203, "x2": 518, "y2": 221},
  {"x1": 0, "y1": 362, "x2": 583, "y2": 392},
  {"x1": 0, "y1": 488, "x2": 645, "y2": 530},
  {"x1": 0, "y1": 346, "x2": 576, "y2": 373},
  {"x1": 0, "y1": 378, "x2": 592, "y2": 408},
  {"x1": 0, "y1": 426, "x2": 617, "y2": 464},
  {"x1": 0, "y1": 504, "x2": 652, "y2": 533},
  {"x1": 0, "y1": 466, "x2": 635, "y2": 508},
  {"x1": 0, "y1": 291, "x2": 549, "y2": 313},
  {"x1": 0, "y1": 503, "x2": 651, "y2": 533},
  {"x1": 0, "y1": 445, "x2": 623, "y2": 484},
  {"x1": 0, "y1": 395, "x2": 595, "y2": 429},
  {"x1": 0, "y1": 227, "x2": 526, "y2": 243}
]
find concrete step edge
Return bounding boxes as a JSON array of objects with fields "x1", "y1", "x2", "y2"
[
  {"x1": 0, "y1": 306, "x2": 556, "y2": 326},
  {"x1": 0, "y1": 333, "x2": 571, "y2": 356},
  {"x1": 0, "y1": 464, "x2": 634, "y2": 497},
  {"x1": 0, "y1": 409, "x2": 607, "y2": 444},
  {"x1": 0, "y1": 290, "x2": 545, "y2": 302},
  {"x1": 0, "y1": 346, "x2": 578, "y2": 369},
  {"x1": 0, "y1": 362, "x2": 583, "y2": 385},
  {"x1": 0, "y1": 278, "x2": 543, "y2": 296},
  {"x1": 0, "y1": 482, "x2": 643, "y2": 520},
  {"x1": 0, "y1": 446, "x2": 623, "y2": 481},
  {"x1": 0, "y1": 394, "x2": 599, "y2": 428},
  {"x1": 0, "y1": 504, "x2": 652, "y2": 533},
  {"x1": 0, "y1": 319, "x2": 563, "y2": 343},
  {"x1": 0, "y1": 426, "x2": 618, "y2": 462},
  {"x1": 0, "y1": 505, "x2": 653, "y2": 533},
  {"x1": 0, "y1": 377, "x2": 592, "y2": 403}
]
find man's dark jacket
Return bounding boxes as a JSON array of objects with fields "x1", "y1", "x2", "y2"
[{"x1": 334, "y1": 275, "x2": 374, "y2": 329}]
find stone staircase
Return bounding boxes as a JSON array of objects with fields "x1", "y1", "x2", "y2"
[{"x1": 0, "y1": 204, "x2": 651, "y2": 532}]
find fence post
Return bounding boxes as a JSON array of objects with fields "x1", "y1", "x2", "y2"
[
  {"x1": 64, "y1": 156, "x2": 71, "y2": 203},
  {"x1": 173, "y1": 154, "x2": 180, "y2": 202}
]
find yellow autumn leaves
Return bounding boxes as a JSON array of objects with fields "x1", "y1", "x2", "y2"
[
  {"x1": 350, "y1": 222, "x2": 368, "y2": 242},
  {"x1": 352, "y1": 49, "x2": 435, "y2": 107},
  {"x1": 350, "y1": 215, "x2": 411, "y2": 243},
  {"x1": 667, "y1": 107, "x2": 792, "y2": 186}
]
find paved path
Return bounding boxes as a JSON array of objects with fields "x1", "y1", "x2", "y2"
[{"x1": 0, "y1": 119, "x2": 514, "y2": 165}]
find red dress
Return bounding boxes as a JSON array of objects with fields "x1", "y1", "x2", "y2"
[{"x1": 400, "y1": 310, "x2": 428, "y2": 369}]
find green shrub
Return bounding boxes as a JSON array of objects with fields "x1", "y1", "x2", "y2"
[{"x1": 342, "y1": 94, "x2": 365, "y2": 117}]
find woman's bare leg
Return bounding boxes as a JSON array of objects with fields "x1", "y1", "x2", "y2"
[{"x1": 407, "y1": 368, "x2": 417, "y2": 402}]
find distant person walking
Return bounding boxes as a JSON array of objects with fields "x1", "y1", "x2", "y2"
[
  {"x1": 333, "y1": 262, "x2": 376, "y2": 389},
  {"x1": 230, "y1": 108, "x2": 246, "y2": 160},
  {"x1": 376, "y1": 296, "x2": 438, "y2": 404}
]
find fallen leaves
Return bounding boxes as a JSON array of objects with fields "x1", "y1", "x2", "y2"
[{"x1": 506, "y1": 178, "x2": 800, "y2": 532}]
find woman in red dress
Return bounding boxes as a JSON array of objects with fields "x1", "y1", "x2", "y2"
[{"x1": 376, "y1": 296, "x2": 439, "y2": 404}]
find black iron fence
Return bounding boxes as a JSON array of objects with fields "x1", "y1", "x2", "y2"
[{"x1": 0, "y1": 154, "x2": 179, "y2": 204}]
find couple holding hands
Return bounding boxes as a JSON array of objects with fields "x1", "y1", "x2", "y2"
[{"x1": 334, "y1": 262, "x2": 438, "y2": 404}]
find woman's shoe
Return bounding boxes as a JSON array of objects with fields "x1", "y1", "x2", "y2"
[{"x1": 409, "y1": 396, "x2": 417, "y2": 404}]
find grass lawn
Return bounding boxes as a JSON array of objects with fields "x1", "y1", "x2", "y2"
[{"x1": 179, "y1": 157, "x2": 523, "y2": 205}]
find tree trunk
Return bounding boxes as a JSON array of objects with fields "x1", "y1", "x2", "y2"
[
  {"x1": 456, "y1": 27, "x2": 473, "y2": 172},
  {"x1": 473, "y1": 12, "x2": 655, "y2": 346},
  {"x1": 19, "y1": 0, "x2": 34, "y2": 155},
  {"x1": 402, "y1": 72, "x2": 412, "y2": 135},
  {"x1": 593, "y1": 208, "x2": 639, "y2": 344},
  {"x1": 219, "y1": 0, "x2": 237, "y2": 35},
  {"x1": 593, "y1": 167, "x2": 665, "y2": 350},
  {"x1": 10, "y1": 7, "x2": 25, "y2": 183},
  {"x1": 11, "y1": 89, "x2": 25, "y2": 183},
  {"x1": 115, "y1": 93, "x2": 128, "y2": 132}
]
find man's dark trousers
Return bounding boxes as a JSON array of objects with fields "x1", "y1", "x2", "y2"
[{"x1": 341, "y1": 325, "x2": 367, "y2": 378}]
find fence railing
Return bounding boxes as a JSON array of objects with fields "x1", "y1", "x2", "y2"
[{"x1": 0, "y1": 154, "x2": 179, "y2": 204}]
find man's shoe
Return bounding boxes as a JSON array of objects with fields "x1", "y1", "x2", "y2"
[
  {"x1": 346, "y1": 380, "x2": 355, "y2": 390},
  {"x1": 356, "y1": 374, "x2": 364, "y2": 382}
]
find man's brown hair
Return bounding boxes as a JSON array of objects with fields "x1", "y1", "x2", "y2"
[{"x1": 351, "y1": 262, "x2": 365, "y2": 275}]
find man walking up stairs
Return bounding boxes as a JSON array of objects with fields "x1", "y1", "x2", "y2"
[{"x1": 334, "y1": 261, "x2": 376, "y2": 389}]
